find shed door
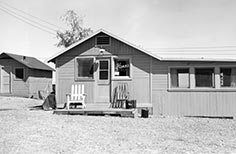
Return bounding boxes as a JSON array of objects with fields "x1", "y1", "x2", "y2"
[
  {"x1": 1, "y1": 66, "x2": 11, "y2": 93},
  {"x1": 96, "y1": 58, "x2": 110, "y2": 103}
]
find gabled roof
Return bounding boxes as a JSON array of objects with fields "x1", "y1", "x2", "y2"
[
  {"x1": 47, "y1": 29, "x2": 163, "y2": 63},
  {"x1": 47, "y1": 28, "x2": 236, "y2": 63},
  {"x1": 0, "y1": 52, "x2": 54, "y2": 71}
]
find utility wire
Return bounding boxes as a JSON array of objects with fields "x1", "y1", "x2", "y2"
[
  {"x1": 0, "y1": 5, "x2": 56, "y2": 32},
  {"x1": 0, "y1": 5, "x2": 57, "y2": 32},
  {"x1": 0, "y1": 7, "x2": 55, "y2": 35},
  {"x1": 0, "y1": 1, "x2": 65, "y2": 31}
]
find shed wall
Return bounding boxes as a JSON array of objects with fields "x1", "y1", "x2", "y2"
[
  {"x1": 0, "y1": 59, "x2": 29, "y2": 97},
  {"x1": 28, "y1": 69, "x2": 53, "y2": 98},
  {"x1": 54, "y1": 32, "x2": 236, "y2": 117}
]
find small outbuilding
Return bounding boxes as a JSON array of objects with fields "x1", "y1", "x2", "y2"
[
  {"x1": 0, "y1": 52, "x2": 54, "y2": 98},
  {"x1": 48, "y1": 29, "x2": 236, "y2": 118}
]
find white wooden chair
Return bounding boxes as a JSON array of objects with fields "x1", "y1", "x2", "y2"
[{"x1": 66, "y1": 84, "x2": 86, "y2": 109}]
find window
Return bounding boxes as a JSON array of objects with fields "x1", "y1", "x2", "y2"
[
  {"x1": 96, "y1": 36, "x2": 110, "y2": 45},
  {"x1": 220, "y1": 67, "x2": 236, "y2": 87},
  {"x1": 15, "y1": 68, "x2": 24, "y2": 80},
  {"x1": 99, "y1": 60, "x2": 109, "y2": 80},
  {"x1": 170, "y1": 68, "x2": 189, "y2": 88},
  {"x1": 169, "y1": 66, "x2": 236, "y2": 90},
  {"x1": 75, "y1": 57, "x2": 94, "y2": 80},
  {"x1": 114, "y1": 58, "x2": 130, "y2": 78},
  {"x1": 195, "y1": 68, "x2": 214, "y2": 87}
]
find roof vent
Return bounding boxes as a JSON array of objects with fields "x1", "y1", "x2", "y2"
[
  {"x1": 96, "y1": 36, "x2": 110, "y2": 46},
  {"x1": 22, "y1": 56, "x2": 26, "y2": 61}
]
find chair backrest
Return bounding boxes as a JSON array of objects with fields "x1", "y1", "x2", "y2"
[
  {"x1": 116, "y1": 83, "x2": 128, "y2": 100},
  {"x1": 71, "y1": 84, "x2": 85, "y2": 100}
]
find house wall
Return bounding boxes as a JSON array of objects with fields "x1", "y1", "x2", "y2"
[
  {"x1": 28, "y1": 69, "x2": 53, "y2": 98},
  {"x1": 152, "y1": 59, "x2": 236, "y2": 117},
  {"x1": 54, "y1": 32, "x2": 236, "y2": 117},
  {"x1": 56, "y1": 37, "x2": 96, "y2": 105},
  {"x1": 55, "y1": 33, "x2": 152, "y2": 107},
  {"x1": 0, "y1": 59, "x2": 29, "y2": 97}
]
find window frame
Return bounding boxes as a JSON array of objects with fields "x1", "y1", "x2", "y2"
[
  {"x1": 98, "y1": 59, "x2": 110, "y2": 81},
  {"x1": 74, "y1": 56, "x2": 95, "y2": 81},
  {"x1": 168, "y1": 65, "x2": 236, "y2": 91},
  {"x1": 112, "y1": 56, "x2": 132, "y2": 80},
  {"x1": 194, "y1": 67, "x2": 215, "y2": 88},
  {"x1": 14, "y1": 67, "x2": 25, "y2": 80},
  {"x1": 169, "y1": 67, "x2": 190, "y2": 89},
  {"x1": 219, "y1": 67, "x2": 236, "y2": 88},
  {"x1": 168, "y1": 66, "x2": 190, "y2": 89},
  {"x1": 95, "y1": 35, "x2": 111, "y2": 46}
]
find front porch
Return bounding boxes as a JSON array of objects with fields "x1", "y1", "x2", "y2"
[
  {"x1": 53, "y1": 101, "x2": 140, "y2": 118},
  {"x1": 53, "y1": 108, "x2": 138, "y2": 118}
]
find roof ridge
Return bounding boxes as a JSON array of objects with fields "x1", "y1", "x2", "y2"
[
  {"x1": 0, "y1": 52, "x2": 54, "y2": 71},
  {"x1": 4, "y1": 52, "x2": 35, "y2": 58},
  {"x1": 47, "y1": 28, "x2": 163, "y2": 62}
]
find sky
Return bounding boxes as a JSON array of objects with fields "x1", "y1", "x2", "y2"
[{"x1": 1, "y1": 0, "x2": 236, "y2": 63}]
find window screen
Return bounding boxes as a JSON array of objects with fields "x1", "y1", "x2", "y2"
[
  {"x1": 114, "y1": 58, "x2": 130, "y2": 77},
  {"x1": 170, "y1": 68, "x2": 189, "y2": 88},
  {"x1": 76, "y1": 57, "x2": 94, "y2": 79},
  {"x1": 195, "y1": 68, "x2": 214, "y2": 87},
  {"x1": 220, "y1": 68, "x2": 236, "y2": 87},
  {"x1": 99, "y1": 60, "x2": 109, "y2": 80},
  {"x1": 15, "y1": 68, "x2": 24, "y2": 80}
]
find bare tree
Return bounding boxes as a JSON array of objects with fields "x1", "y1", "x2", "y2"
[{"x1": 56, "y1": 10, "x2": 93, "y2": 48}]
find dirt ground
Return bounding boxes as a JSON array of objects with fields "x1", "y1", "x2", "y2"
[{"x1": 1, "y1": 96, "x2": 236, "y2": 154}]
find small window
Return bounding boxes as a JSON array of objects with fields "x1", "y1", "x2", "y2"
[
  {"x1": 96, "y1": 36, "x2": 110, "y2": 45},
  {"x1": 114, "y1": 58, "x2": 130, "y2": 78},
  {"x1": 220, "y1": 67, "x2": 236, "y2": 87},
  {"x1": 99, "y1": 60, "x2": 109, "y2": 80},
  {"x1": 195, "y1": 68, "x2": 214, "y2": 87},
  {"x1": 170, "y1": 68, "x2": 189, "y2": 88},
  {"x1": 15, "y1": 68, "x2": 24, "y2": 80},
  {"x1": 75, "y1": 57, "x2": 94, "y2": 80}
]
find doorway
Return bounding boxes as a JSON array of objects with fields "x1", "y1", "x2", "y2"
[{"x1": 1, "y1": 66, "x2": 11, "y2": 93}]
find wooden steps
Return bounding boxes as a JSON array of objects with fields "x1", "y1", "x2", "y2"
[{"x1": 53, "y1": 108, "x2": 137, "y2": 118}]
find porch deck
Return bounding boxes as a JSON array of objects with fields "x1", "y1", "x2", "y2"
[{"x1": 53, "y1": 108, "x2": 138, "y2": 118}]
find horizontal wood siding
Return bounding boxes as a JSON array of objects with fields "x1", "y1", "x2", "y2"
[
  {"x1": 111, "y1": 81, "x2": 132, "y2": 102},
  {"x1": 131, "y1": 55, "x2": 151, "y2": 105},
  {"x1": 0, "y1": 59, "x2": 29, "y2": 97},
  {"x1": 152, "y1": 60, "x2": 168, "y2": 90},
  {"x1": 57, "y1": 79, "x2": 95, "y2": 105},
  {"x1": 55, "y1": 36, "x2": 97, "y2": 105},
  {"x1": 28, "y1": 69, "x2": 52, "y2": 98},
  {"x1": 55, "y1": 33, "x2": 152, "y2": 107},
  {"x1": 132, "y1": 55, "x2": 150, "y2": 77},
  {"x1": 152, "y1": 60, "x2": 236, "y2": 117},
  {"x1": 57, "y1": 57, "x2": 75, "y2": 80}
]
